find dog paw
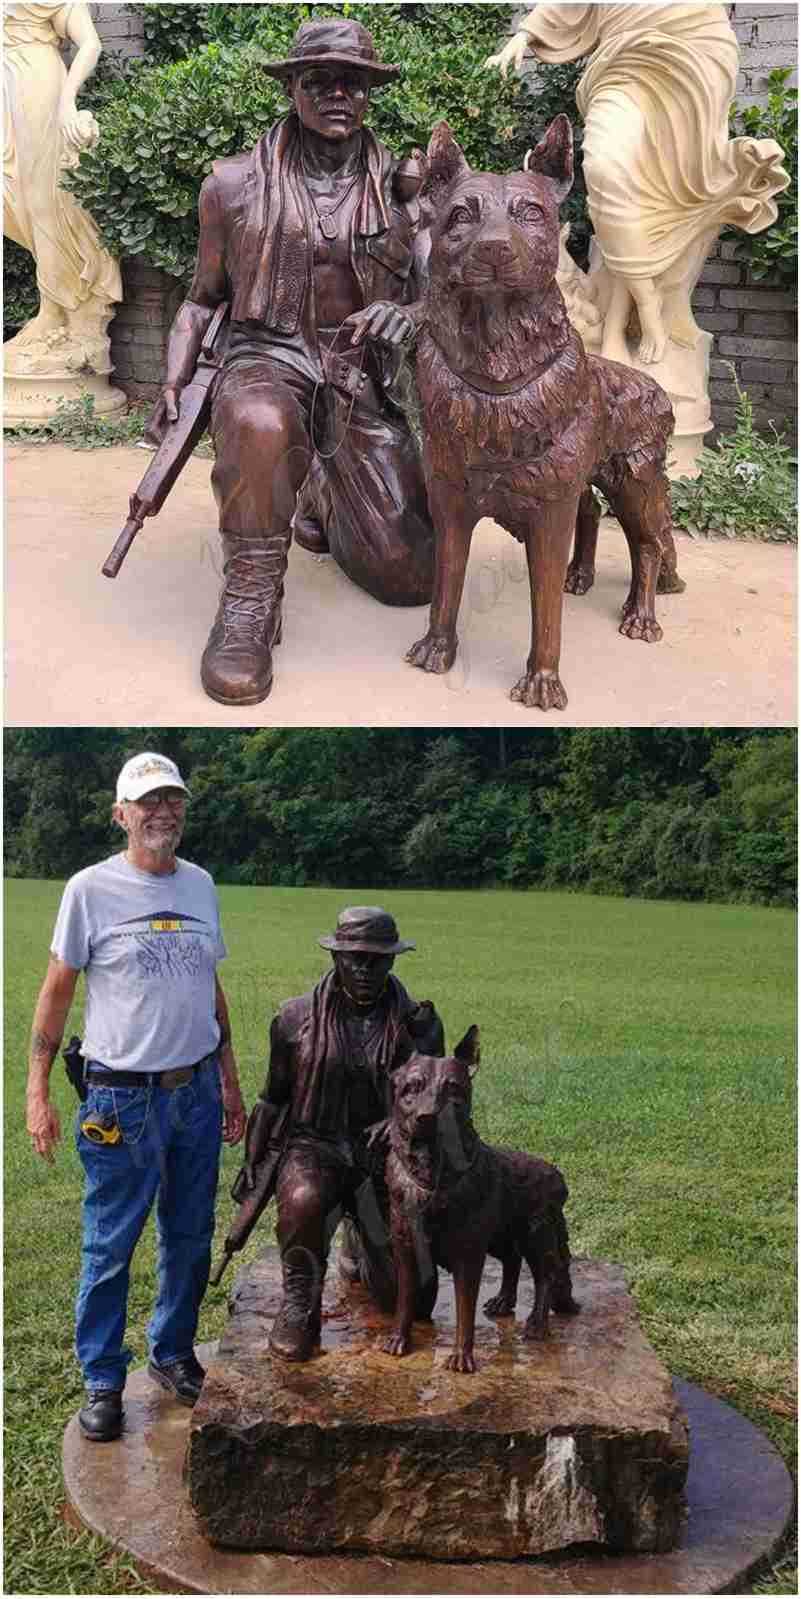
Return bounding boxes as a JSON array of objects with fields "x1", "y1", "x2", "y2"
[
  {"x1": 445, "y1": 1348, "x2": 477, "y2": 1374},
  {"x1": 564, "y1": 564, "x2": 594, "y2": 596},
  {"x1": 619, "y1": 612, "x2": 662, "y2": 643},
  {"x1": 553, "y1": 1296, "x2": 581, "y2": 1316},
  {"x1": 510, "y1": 670, "x2": 568, "y2": 711},
  {"x1": 522, "y1": 1318, "x2": 550, "y2": 1342},
  {"x1": 383, "y1": 1331, "x2": 412, "y2": 1358},
  {"x1": 483, "y1": 1292, "x2": 516, "y2": 1317},
  {"x1": 405, "y1": 631, "x2": 457, "y2": 674}
]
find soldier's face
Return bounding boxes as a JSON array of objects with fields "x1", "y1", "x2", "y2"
[
  {"x1": 291, "y1": 66, "x2": 370, "y2": 142},
  {"x1": 334, "y1": 950, "x2": 394, "y2": 1006}
]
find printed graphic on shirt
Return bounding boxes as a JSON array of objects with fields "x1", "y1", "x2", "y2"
[{"x1": 109, "y1": 910, "x2": 215, "y2": 982}]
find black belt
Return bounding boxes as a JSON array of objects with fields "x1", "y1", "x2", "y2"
[{"x1": 86, "y1": 1050, "x2": 218, "y2": 1091}]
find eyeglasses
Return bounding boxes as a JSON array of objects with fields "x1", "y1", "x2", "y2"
[{"x1": 132, "y1": 788, "x2": 187, "y2": 813}]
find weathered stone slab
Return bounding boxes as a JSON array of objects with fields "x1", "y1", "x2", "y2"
[{"x1": 186, "y1": 1250, "x2": 688, "y2": 1560}]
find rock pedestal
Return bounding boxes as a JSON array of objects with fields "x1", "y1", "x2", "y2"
[{"x1": 187, "y1": 1251, "x2": 688, "y2": 1560}]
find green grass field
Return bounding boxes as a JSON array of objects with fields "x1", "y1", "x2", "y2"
[{"x1": 4, "y1": 879, "x2": 797, "y2": 1595}]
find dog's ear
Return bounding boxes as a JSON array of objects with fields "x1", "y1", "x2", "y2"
[
  {"x1": 421, "y1": 121, "x2": 471, "y2": 213},
  {"x1": 454, "y1": 1025, "x2": 480, "y2": 1076},
  {"x1": 524, "y1": 113, "x2": 574, "y2": 202}
]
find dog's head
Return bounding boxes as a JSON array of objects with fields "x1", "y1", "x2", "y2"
[
  {"x1": 391, "y1": 1026, "x2": 480, "y2": 1161},
  {"x1": 420, "y1": 115, "x2": 573, "y2": 298}
]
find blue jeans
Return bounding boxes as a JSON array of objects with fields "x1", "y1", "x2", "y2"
[{"x1": 75, "y1": 1060, "x2": 223, "y2": 1392}]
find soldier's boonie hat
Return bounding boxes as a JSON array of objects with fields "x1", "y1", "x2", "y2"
[
  {"x1": 319, "y1": 906, "x2": 415, "y2": 955},
  {"x1": 263, "y1": 19, "x2": 400, "y2": 84},
  {"x1": 116, "y1": 752, "x2": 190, "y2": 802}
]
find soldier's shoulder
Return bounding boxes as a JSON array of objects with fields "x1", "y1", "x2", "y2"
[
  {"x1": 202, "y1": 148, "x2": 255, "y2": 204},
  {"x1": 272, "y1": 989, "x2": 314, "y2": 1039}
]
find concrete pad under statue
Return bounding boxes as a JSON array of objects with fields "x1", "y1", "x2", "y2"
[{"x1": 62, "y1": 1247, "x2": 794, "y2": 1594}]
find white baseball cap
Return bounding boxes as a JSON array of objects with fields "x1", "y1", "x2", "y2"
[{"x1": 116, "y1": 752, "x2": 190, "y2": 803}]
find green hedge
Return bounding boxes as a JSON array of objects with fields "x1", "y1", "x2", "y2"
[{"x1": 65, "y1": 3, "x2": 561, "y2": 285}]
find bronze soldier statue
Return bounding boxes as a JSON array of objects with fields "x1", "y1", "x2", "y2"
[
  {"x1": 234, "y1": 907, "x2": 444, "y2": 1362},
  {"x1": 148, "y1": 19, "x2": 436, "y2": 706}
]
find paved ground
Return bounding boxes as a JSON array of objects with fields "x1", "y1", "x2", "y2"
[{"x1": 5, "y1": 442, "x2": 796, "y2": 727}]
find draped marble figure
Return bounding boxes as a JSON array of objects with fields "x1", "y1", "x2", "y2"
[
  {"x1": 3, "y1": 1, "x2": 122, "y2": 372},
  {"x1": 487, "y1": 4, "x2": 789, "y2": 366}
]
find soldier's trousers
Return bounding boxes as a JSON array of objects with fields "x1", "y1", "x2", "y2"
[{"x1": 210, "y1": 342, "x2": 435, "y2": 607}]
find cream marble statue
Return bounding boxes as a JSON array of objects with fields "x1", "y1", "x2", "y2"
[
  {"x1": 4, "y1": 1, "x2": 124, "y2": 420},
  {"x1": 487, "y1": 4, "x2": 789, "y2": 472}
]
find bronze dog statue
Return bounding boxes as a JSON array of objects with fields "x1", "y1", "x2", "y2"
[
  {"x1": 407, "y1": 114, "x2": 685, "y2": 711},
  {"x1": 384, "y1": 1027, "x2": 578, "y2": 1372}
]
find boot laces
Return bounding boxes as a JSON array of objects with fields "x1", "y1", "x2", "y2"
[{"x1": 217, "y1": 541, "x2": 286, "y2": 641}]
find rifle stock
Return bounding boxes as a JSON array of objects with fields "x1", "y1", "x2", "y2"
[{"x1": 102, "y1": 301, "x2": 229, "y2": 579}]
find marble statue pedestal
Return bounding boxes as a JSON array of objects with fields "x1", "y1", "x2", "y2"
[
  {"x1": 186, "y1": 1250, "x2": 689, "y2": 1560},
  {"x1": 4, "y1": 368, "x2": 126, "y2": 427}
]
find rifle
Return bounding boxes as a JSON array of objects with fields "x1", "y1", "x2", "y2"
[
  {"x1": 209, "y1": 1101, "x2": 291, "y2": 1288},
  {"x1": 101, "y1": 300, "x2": 230, "y2": 579}
]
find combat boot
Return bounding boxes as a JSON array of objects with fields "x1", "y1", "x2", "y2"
[
  {"x1": 269, "y1": 1253, "x2": 322, "y2": 1362},
  {"x1": 200, "y1": 530, "x2": 289, "y2": 706}
]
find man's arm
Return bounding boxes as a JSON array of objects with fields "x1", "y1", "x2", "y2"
[
  {"x1": 147, "y1": 175, "x2": 228, "y2": 440},
  {"x1": 26, "y1": 957, "x2": 80, "y2": 1160},
  {"x1": 215, "y1": 975, "x2": 246, "y2": 1146}
]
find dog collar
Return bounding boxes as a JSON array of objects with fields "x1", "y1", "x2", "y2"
[{"x1": 426, "y1": 329, "x2": 562, "y2": 397}]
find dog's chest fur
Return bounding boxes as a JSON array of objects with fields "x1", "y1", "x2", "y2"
[
  {"x1": 416, "y1": 317, "x2": 600, "y2": 528},
  {"x1": 386, "y1": 1133, "x2": 501, "y2": 1266}
]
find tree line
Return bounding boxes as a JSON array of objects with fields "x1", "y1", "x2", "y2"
[{"x1": 4, "y1": 728, "x2": 795, "y2": 908}]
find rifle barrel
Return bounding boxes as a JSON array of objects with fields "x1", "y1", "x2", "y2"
[
  {"x1": 102, "y1": 515, "x2": 145, "y2": 579},
  {"x1": 209, "y1": 1244, "x2": 234, "y2": 1288}
]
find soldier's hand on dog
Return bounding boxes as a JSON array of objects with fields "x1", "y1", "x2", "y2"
[{"x1": 345, "y1": 302, "x2": 414, "y2": 349}]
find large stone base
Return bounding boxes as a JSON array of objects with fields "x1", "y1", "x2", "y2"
[
  {"x1": 4, "y1": 369, "x2": 126, "y2": 427},
  {"x1": 186, "y1": 1251, "x2": 688, "y2": 1560}
]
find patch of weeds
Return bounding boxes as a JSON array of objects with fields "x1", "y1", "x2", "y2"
[
  {"x1": 6, "y1": 390, "x2": 150, "y2": 449},
  {"x1": 670, "y1": 370, "x2": 797, "y2": 543}
]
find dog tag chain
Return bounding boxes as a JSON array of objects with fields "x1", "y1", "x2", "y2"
[{"x1": 302, "y1": 164, "x2": 363, "y2": 240}]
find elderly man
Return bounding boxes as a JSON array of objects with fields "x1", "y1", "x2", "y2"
[
  {"x1": 235, "y1": 906, "x2": 444, "y2": 1361},
  {"x1": 25, "y1": 752, "x2": 246, "y2": 1442},
  {"x1": 150, "y1": 17, "x2": 435, "y2": 708}
]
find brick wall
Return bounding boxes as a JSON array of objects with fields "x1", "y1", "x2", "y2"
[
  {"x1": 90, "y1": 5, "x2": 177, "y2": 399},
  {"x1": 110, "y1": 259, "x2": 185, "y2": 405},
  {"x1": 694, "y1": 4, "x2": 797, "y2": 443},
  {"x1": 89, "y1": 3, "x2": 145, "y2": 62}
]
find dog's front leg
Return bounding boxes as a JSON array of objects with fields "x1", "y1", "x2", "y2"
[
  {"x1": 446, "y1": 1251, "x2": 486, "y2": 1374},
  {"x1": 511, "y1": 496, "x2": 578, "y2": 711},
  {"x1": 383, "y1": 1219, "x2": 419, "y2": 1358},
  {"x1": 406, "y1": 478, "x2": 474, "y2": 675}
]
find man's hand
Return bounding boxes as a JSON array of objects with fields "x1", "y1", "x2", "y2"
[
  {"x1": 27, "y1": 1094, "x2": 62, "y2": 1161},
  {"x1": 220, "y1": 1065, "x2": 246, "y2": 1146},
  {"x1": 345, "y1": 302, "x2": 415, "y2": 349},
  {"x1": 144, "y1": 386, "x2": 181, "y2": 447}
]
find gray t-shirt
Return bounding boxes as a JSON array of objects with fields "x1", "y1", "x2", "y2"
[{"x1": 51, "y1": 852, "x2": 227, "y2": 1072}]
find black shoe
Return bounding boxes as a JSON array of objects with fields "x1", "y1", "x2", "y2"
[
  {"x1": 147, "y1": 1353, "x2": 206, "y2": 1406},
  {"x1": 78, "y1": 1390, "x2": 123, "y2": 1442}
]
